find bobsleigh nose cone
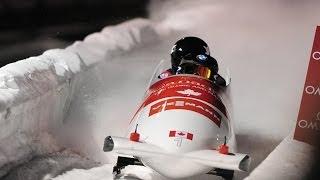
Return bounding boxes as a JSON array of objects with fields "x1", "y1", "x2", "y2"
[{"x1": 103, "y1": 136, "x2": 114, "y2": 152}]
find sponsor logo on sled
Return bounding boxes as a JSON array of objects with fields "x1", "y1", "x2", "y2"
[{"x1": 149, "y1": 98, "x2": 221, "y2": 127}]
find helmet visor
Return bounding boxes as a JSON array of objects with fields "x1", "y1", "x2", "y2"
[
  {"x1": 177, "y1": 60, "x2": 211, "y2": 79},
  {"x1": 197, "y1": 65, "x2": 212, "y2": 79}
]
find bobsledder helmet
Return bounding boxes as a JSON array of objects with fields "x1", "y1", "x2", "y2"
[{"x1": 170, "y1": 36, "x2": 210, "y2": 72}]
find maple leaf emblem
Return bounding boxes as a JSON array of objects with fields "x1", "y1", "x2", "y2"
[
  {"x1": 177, "y1": 89, "x2": 201, "y2": 96},
  {"x1": 177, "y1": 132, "x2": 185, "y2": 136}
]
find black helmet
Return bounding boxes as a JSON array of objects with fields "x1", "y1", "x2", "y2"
[{"x1": 170, "y1": 36, "x2": 210, "y2": 72}]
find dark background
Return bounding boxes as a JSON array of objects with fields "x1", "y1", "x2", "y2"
[{"x1": 0, "y1": 0, "x2": 149, "y2": 67}]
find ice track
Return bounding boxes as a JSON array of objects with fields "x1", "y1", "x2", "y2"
[{"x1": 1, "y1": 0, "x2": 320, "y2": 179}]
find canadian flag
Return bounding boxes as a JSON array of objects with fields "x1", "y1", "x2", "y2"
[{"x1": 169, "y1": 130, "x2": 193, "y2": 140}]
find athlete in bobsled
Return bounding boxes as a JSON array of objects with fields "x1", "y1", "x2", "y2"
[{"x1": 159, "y1": 36, "x2": 228, "y2": 88}]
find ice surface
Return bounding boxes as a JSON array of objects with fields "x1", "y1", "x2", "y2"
[
  {"x1": 0, "y1": 50, "x2": 81, "y2": 177},
  {"x1": 245, "y1": 133, "x2": 314, "y2": 180},
  {"x1": 52, "y1": 165, "x2": 164, "y2": 180},
  {"x1": 52, "y1": 164, "x2": 114, "y2": 180},
  {"x1": 0, "y1": 19, "x2": 162, "y2": 178},
  {"x1": 2, "y1": 150, "x2": 98, "y2": 180}
]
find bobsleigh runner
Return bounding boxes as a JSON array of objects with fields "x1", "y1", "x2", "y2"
[{"x1": 103, "y1": 63, "x2": 251, "y2": 179}]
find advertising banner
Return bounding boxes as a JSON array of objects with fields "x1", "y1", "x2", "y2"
[{"x1": 294, "y1": 26, "x2": 320, "y2": 145}]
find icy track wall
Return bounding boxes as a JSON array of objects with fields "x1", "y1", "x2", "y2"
[{"x1": 0, "y1": 18, "x2": 165, "y2": 177}]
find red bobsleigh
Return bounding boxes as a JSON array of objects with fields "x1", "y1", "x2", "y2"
[{"x1": 103, "y1": 65, "x2": 250, "y2": 179}]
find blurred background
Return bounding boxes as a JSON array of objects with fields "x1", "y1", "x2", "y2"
[{"x1": 0, "y1": 0, "x2": 149, "y2": 67}]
